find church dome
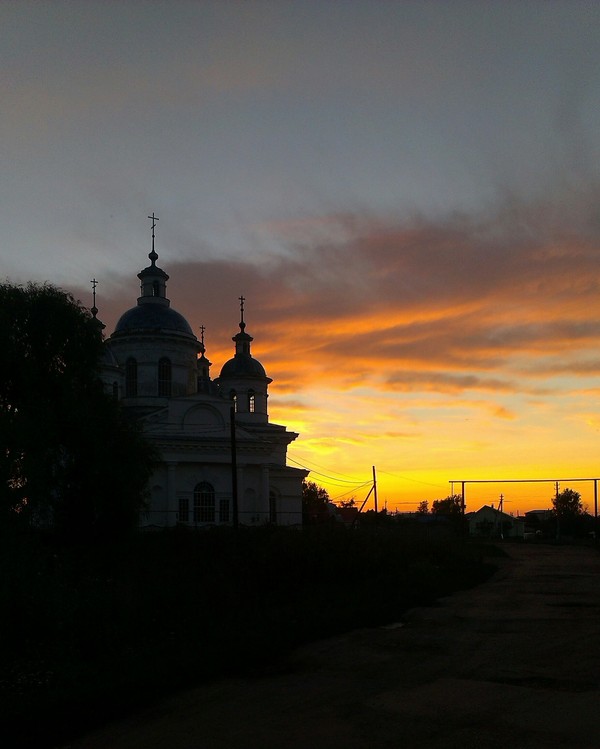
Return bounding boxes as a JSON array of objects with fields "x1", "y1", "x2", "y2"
[
  {"x1": 220, "y1": 355, "x2": 267, "y2": 378},
  {"x1": 113, "y1": 304, "x2": 195, "y2": 337}
]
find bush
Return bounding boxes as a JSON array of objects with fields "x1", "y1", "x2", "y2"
[{"x1": 1, "y1": 525, "x2": 495, "y2": 748}]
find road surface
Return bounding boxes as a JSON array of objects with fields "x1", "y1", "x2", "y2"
[{"x1": 64, "y1": 543, "x2": 600, "y2": 749}]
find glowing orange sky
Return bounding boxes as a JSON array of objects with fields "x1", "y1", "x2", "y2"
[{"x1": 84, "y1": 201, "x2": 600, "y2": 516}]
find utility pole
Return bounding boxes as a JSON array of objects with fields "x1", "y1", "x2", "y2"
[
  {"x1": 372, "y1": 466, "x2": 378, "y2": 514},
  {"x1": 230, "y1": 405, "x2": 238, "y2": 529}
]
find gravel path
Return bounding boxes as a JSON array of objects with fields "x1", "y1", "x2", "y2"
[{"x1": 64, "y1": 544, "x2": 600, "y2": 749}]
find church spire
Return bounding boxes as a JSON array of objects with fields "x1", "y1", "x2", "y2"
[
  {"x1": 233, "y1": 295, "x2": 253, "y2": 356},
  {"x1": 90, "y1": 277, "x2": 105, "y2": 330},
  {"x1": 91, "y1": 277, "x2": 98, "y2": 319},
  {"x1": 239, "y1": 295, "x2": 246, "y2": 331},
  {"x1": 138, "y1": 213, "x2": 169, "y2": 305},
  {"x1": 147, "y1": 212, "x2": 159, "y2": 265}
]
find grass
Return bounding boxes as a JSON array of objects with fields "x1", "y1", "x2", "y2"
[{"x1": 0, "y1": 523, "x2": 497, "y2": 748}]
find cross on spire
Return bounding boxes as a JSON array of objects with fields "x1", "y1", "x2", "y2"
[
  {"x1": 239, "y1": 295, "x2": 245, "y2": 329},
  {"x1": 91, "y1": 278, "x2": 98, "y2": 317},
  {"x1": 147, "y1": 212, "x2": 159, "y2": 263}
]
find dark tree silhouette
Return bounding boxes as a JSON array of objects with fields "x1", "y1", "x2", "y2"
[
  {"x1": 0, "y1": 282, "x2": 155, "y2": 537},
  {"x1": 302, "y1": 480, "x2": 331, "y2": 525},
  {"x1": 552, "y1": 487, "x2": 584, "y2": 518},
  {"x1": 431, "y1": 494, "x2": 464, "y2": 517}
]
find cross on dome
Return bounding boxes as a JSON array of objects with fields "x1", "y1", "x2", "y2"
[
  {"x1": 91, "y1": 278, "x2": 98, "y2": 318},
  {"x1": 239, "y1": 295, "x2": 246, "y2": 330},
  {"x1": 147, "y1": 212, "x2": 159, "y2": 265}
]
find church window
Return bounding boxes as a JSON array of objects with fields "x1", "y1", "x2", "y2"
[
  {"x1": 230, "y1": 390, "x2": 237, "y2": 412},
  {"x1": 219, "y1": 498, "x2": 230, "y2": 523},
  {"x1": 178, "y1": 497, "x2": 189, "y2": 523},
  {"x1": 152, "y1": 280, "x2": 160, "y2": 297},
  {"x1": 158, "y1": 357, "x2": 172, "y2": 396},
  {"x1": 248, "y1": 390, "x2": 255, "y2": 413},
  {"x1": 194, "y1": 482, "x2": 215, "y2": 523},
  {"x1": 125, "y1": 358, "x2": 137, "y2": 397}
]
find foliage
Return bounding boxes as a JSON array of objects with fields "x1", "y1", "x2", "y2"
[
  {"x1": 339, "y1": 497, "x2": 356, "y2": 508},
  {"x1": 416, "y1": 500, "x2": 429, "y2": 514},
  {"x1": 431, "y1": 494, "x2": 464, "y2": 517},
  {"x1": 552, "y1": 487, "x2": 584, "y2": 518},
  {"x1": 550, "y1": 487, "x2": 589, "y2": 537},
  {"x1": 0, "y1": 525, "x2": 495, "y2": 748},
  {"x1": 0, "y1": 282, "x2": 155, "y2": 537},
  {"x1": 302, "y1": 480, "x2": 331, "y2": 524}
]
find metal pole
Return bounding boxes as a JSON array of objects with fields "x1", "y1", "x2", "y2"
[
  {"x1": 230, "y1": 405, "x2": 238, "y2": 529},
  {"x1": 372, "y1": 465, "x2": 378, "y2": 514},
  {"x1": 595, "y1": 479, "x2": 598, "y2": 544}
]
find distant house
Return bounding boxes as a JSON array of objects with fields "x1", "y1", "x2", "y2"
[
  {"x1": 523, "y1": 509, "x2": 558, "y2": 539},
  {"x1": 469, "y1": 505, "x2": 524, "y2": 539}
]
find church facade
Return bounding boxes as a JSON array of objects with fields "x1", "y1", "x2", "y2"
[{"x1": 100, "y1": 228, "x2": 307, "y2": 528}]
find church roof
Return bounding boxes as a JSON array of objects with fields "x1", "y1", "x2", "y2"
[
  {"x1": 111, "y1": 214, "x2": 196, "y2": 339},
  {"x1": 220, "y1": 354, "x2": 267, "y2": 378},
  {"x1": 113, "y1": 304, "x2": 195, "y2": 337},
  {"x1": 218, "y1": 296, "x2": 269, "y2": 380}
]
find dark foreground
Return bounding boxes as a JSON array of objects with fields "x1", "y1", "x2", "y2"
[{"x1": 64, "y1": 543, "x2": 600, "y2": 749}]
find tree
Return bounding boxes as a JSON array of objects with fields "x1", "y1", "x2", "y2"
[
  {"x1": 302, "y1": 480, "x2": 331, "y2": 525},
  {"x1": 552, "y1": 487, "x2": 584, "y2": 518},
  {"x1": 339, "y1": 497, "x2": 356, "y2": 508},
  {"x1": 551, "y1": 487, "x2": 587, "y2": 537},
  {"x1": 0, "y1": 282, "x2": 155, "y2": 537},
  {"x1": 431, "y1": 494, "x2": 463, "y2": 518},
  {"x1": 416, "y1": 500, "x2": 429, "y2": 514}
]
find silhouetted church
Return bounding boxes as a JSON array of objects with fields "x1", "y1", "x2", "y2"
[{"x1": 99, "y1": 219, "x2": 306, "y2": 527}]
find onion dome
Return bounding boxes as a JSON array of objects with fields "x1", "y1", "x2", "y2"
[
  {"x1": 111, "y1": 214, "x2": 195, "y2": 340},
  {"x1": 219, "y1": 296, "x2": 269, "y2": 380}
]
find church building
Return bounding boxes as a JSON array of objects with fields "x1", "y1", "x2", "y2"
[{"x1": 99, "y1": 220, "x2": 307, "y2": 528}]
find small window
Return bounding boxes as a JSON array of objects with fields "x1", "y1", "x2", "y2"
[
  {"x1": 194, "y1": 482, "x2": 215, "y2": 523},
  {"x1": 230, "y1": 390, "x2": 237, "y2": 413},
  {"x1": 158, "y1": 357, "x2": 172, "y2": 397},
  {"x1": 125, "y1": 358, "x2": 137, "y2": 397},
  {"x1": 152, "y1": 280, "x2": 160, "y2": 297},
  {"x1": 248, "y1": 390, "x2": 255, "y2": 413},
  {"x1": 179, "y1": 497, "x2": 189, "y2": 523}
]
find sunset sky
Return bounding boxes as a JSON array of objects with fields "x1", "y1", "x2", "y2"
[{"x1": 2, "y1": 1, "x2": 600, "y2": 514}]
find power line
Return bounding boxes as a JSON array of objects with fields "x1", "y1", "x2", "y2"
[
  {"x1": 377, "y1": 469, "x2": 446, "y2": 490},
  {"x1": 288, "y1": 452, "x2": 367, "y2": 483},
  {"x1": 286, "y1": 456, "x2": 368, "y2": 485}
]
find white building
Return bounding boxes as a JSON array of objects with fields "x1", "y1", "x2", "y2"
[{"x1": 100, "y1": 231, "x2": 307, "y2": 528}]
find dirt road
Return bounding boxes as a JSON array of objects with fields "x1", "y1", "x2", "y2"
[{"x1": 65, "y1": 544, "x2": 600, "y2": 749}]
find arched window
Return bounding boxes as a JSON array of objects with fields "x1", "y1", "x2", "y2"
[
  {"x1": 248, "y1": 390, "x2": 255, "y2": 413},
  {"x1": 125, "y1": 358, "x2": 137, "y2": 397},
  {"x1": 230, "y1": 390, "x2": 237, "y2": 413},
  {"x1": 194, "y1": 482, "x2": 215, "y2": 523},
  {"x1": 158, "y1": 357, "x2": 172, "y2": 397},
  {"x1": 152, "y1": 280, "x2": 160, "y2": 297}
]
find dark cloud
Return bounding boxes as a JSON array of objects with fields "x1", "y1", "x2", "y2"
[{"x1": 78, "y1": 186, "x2": 600, "y2": 400}]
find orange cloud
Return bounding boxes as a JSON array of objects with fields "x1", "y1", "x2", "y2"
[{"x1": 72, "y1": 188, "x2": 600, "y2": 514}]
